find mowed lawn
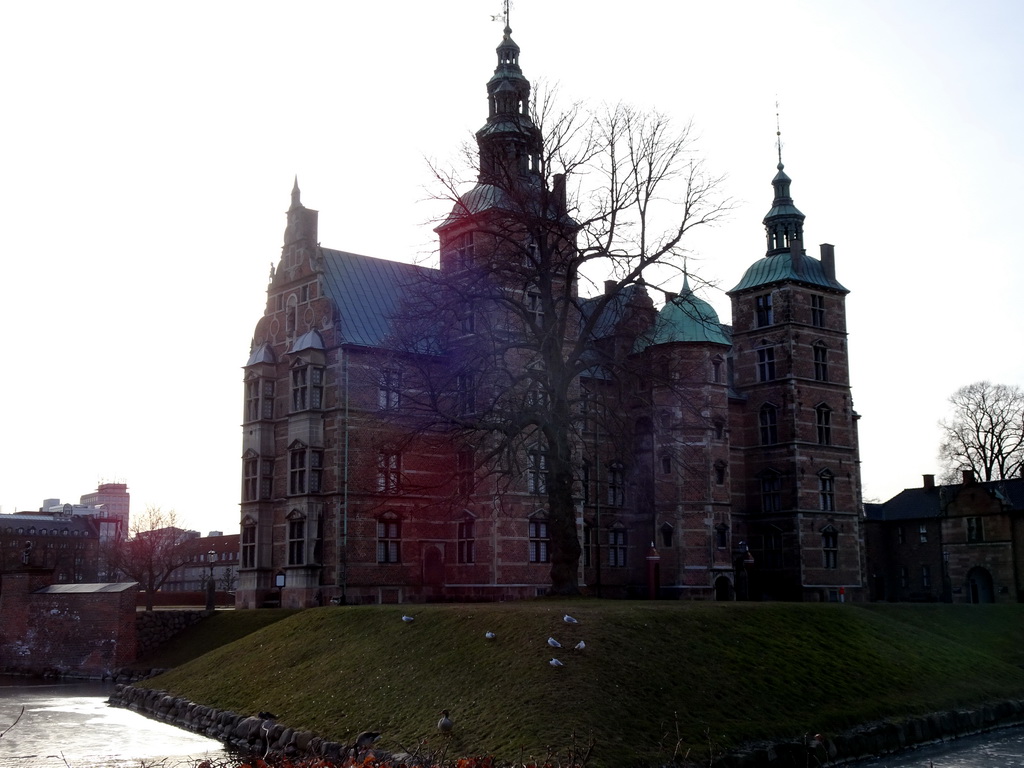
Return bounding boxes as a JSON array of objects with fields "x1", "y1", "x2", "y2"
[{"x1": 139, "y1": 601, "x2": 1024, "y2": 767}]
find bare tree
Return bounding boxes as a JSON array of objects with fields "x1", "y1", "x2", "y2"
[
  {"x1": 938, "y1": 381, "x2": 1024, "y2": 483},
  {"x1": 106, "y1": 506, "x2": 197, "y2": 610},
  {"x1": 383, "y1": 93, "x2": 728, "y2": 595}
]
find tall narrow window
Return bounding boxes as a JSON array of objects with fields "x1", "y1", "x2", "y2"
[
  {"x1": 241, "y1": 524, "x2": 256, "y2": 568},
  {"x1": 822, "y1": 526, "x2": 838, "y2": 569},
  {"x1": 661, "y1": 522, "x2": 674, "y2": 548},
  {"x1": 609, "y1": 526, "x2": 627, "y2": 567},
  {"x1": 377, "y1": 513, "x2": 401, "y2": 563},
  {"x1": 583, "y1": 524, "x2": 593, "y2": 567},
  {"x1": 292, "y1": 366, "x2": 323, "y2": 411},
  {"x1": 966, "y1": 516, "x2": 983, "y2": 542},
  {"x1": 287, "y1": 516, "x2": 305, "y2": 565},
  {"x1": 759, "y1": 404, "x2": 778, "y2": 445},
  {"x1": 458, "y1": 515, "x2": 475, "y2": 564},
  {"x1": 715, "y1": 523, "x2": 728, "y2": 550},
  {"x1": 660, "y1": 455, "x2": 672, "y2": 475},
  {"x1": 378, "y1": 370, "x2": 401, "y2": 410},
  {"x1": 919, "y1": 524, "x2": 928, "y2": 543},
  {"x1": 757, "y1": 346, "x2": 776, "y2": 382},
  {"x1": 819, "y1": 471, "x2": 835, "y2": 511},
  {"x1": 813, "y1": 343, "x2": 829, "y2": 382},
  {"x1": 712, "y1": 356, "x2": 724, "y2": 383},
  {"x1": 756, "y1": 293, "x2": 774, "y2": 327},
  {"x1": 921, "y1": 564, "x2": 931, "y2": 587},
  {"x1": 453, "y1": 231, "x2": 475, "y2": 268},
  {"x1": 457, "y1": 373, "x2": 476, "y2": 415},
  {"x1": 760, "y1": 471, "x2": 782, "y2": 513},
  {"x1": 246, "y1": 377, "x2": 275, "y2": 422},
  {"x1": 457, "y1": 448, "x2": 474, "y2": 497},
  {"x1": 289, "y1": 449, "x2": 307, "y2": 495},
  {"x1": 816, "y1": 405, "x2": 832, "y2": 445},
  {"x1": 811, "y1": 295, "x2": 825, "y2": 327},
  {"x1": 243, "y1": 457, "x2": 259, "y2": 501},
  {"x1": 529, "y1": 516, "x2": 549, "y2": 563},
  {"x1": 377, "y1": 451, "x2": 401, "y2": 493},
  {"x1": 714, "y1": 461, "x2": 727, "y2": 485},
  {"x1": 526, "y1": 290, "x2": 543, "y2": 325},
  {"x1": 260, "y1": 459, "x2": 274, "y2": 500},
  {"x1": 607, "y1": 462, "x2": 625, "y2": 506},
  {"x1": 308, "y1": 450, "x2": 323, "y2": 493},
  {"x1": 459, "y1": 301, "x2": 475, "y2": 334},
  {"x1": 528, "y1": 447, "x2": 548, "y2": 495}
]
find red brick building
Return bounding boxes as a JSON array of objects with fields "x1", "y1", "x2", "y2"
[{"x1": 236, "y1": 23, "x2": 864, "y2": 608}]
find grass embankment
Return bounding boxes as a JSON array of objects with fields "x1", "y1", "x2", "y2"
[{"x1": 140, "y1": 602, "x2": 1024, "y2": 766}]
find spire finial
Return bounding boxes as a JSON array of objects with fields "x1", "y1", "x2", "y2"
[
  {"x1": 775, "y1": 99, "x2": 783, "y2": 169},
  {"x1": 291, "y1": 175, "x2": 301, "y2": 209},
  {"x1": 491, "y1": 0, "x2": 511, "y2": 28}
]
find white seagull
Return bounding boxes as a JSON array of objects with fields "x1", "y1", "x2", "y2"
[
  {"x1": 549, "y1": 658, "x2": 565, "y2": 667},
  {"x1": 484, "y1": 631, "x2": 496, "y2": 640},
  {"x1": 402, "y1": 615, "x2": 414, "y2": 623},
  {"x1": 574, "y1": 640, "x2": 586, "y2": 651},
  {"x1": 563, "y1": 614, "x2": 579, "y2": 624},
  {"x1": 547, "y1": 637, "x2": 562, "y2": 648}
]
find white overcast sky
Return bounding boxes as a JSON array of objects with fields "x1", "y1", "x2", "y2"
[{"x1": 1, "y1": 1, "x2": 1022, "y2": 534}]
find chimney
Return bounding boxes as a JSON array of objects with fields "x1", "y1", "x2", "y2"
[
  {"x1": 552, "y1": 173, "x2": 567, "y2": 213},
  {"x1": 819, "y1": 243, "x2": 836, "y2": 281},
  {"x1": 790, "y1": 239, "x2": 804, "y2": 276},
  {"x1": 962, "y1": 469, "x2": 976, "y2": 485},
  {"x1": 923, "y1": 474, "x2": 935, "y2": 491},
  {"x1": 604, "y1": 280, "x2": 617, "y2": 295}
]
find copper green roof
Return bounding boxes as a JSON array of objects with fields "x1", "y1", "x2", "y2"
[
  {"x1": 319, "y1": 248, "x2": 435, "y2": 348},
  {"x1": 729, "y1": 251, "x2": 848, "y2": 294},
  {"x1": 634, "y1": 279, "x2": 730, "y2": 351}
]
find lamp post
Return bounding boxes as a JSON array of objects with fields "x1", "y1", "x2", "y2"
[{"x1": 206, "y1": 550, "x2": 216, "y2": 611}]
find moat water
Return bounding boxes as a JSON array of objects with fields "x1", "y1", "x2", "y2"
[
  {"x1": 853, "y1": 725, "x2": 1024, "y2": 766},
  {"x1": 0, "y1": 677, "x2": 226, "y2": 768}
]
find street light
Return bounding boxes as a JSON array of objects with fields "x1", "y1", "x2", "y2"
[{"x1": 206, "y1": 549, "x2": 216, "y2": 611}]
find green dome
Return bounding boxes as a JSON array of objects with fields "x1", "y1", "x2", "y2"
[{"x1": 635, "y1": 278, "x2": 730, "y2": 351}]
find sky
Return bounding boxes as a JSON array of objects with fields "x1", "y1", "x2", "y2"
[{"x1": 1, "y1": 0, "x2": 1022, "y2": 534}]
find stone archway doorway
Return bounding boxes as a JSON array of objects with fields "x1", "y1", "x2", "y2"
[
  {"x1": 714, "y1": 575, "x2": 734, "y2": 601},
  {"x1": 966, "y1": 566, "x2": 994, "y2": 603}
]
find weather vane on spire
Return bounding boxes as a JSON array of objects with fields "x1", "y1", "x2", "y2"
[
  {"x1": 775, "y1": 99, "x2": 783, "y2": 167},
  {"x1": 491, "y1": 0, "x2": 511, "y2": 26}
]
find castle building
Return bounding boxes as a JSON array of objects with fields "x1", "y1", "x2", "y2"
[{"x1": 235, "y1": 24, "x2": 864, "y2": 609}]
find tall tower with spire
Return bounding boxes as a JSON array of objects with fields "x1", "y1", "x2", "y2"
[{"x1": 727, "y1": 159, "x2": 862, "y2": 601}]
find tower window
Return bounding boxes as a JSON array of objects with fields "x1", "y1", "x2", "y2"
[
  {"x1": 453, "y1": 231, "x2": 475, "y2": 268},
  {"x1": 813, "y1": 344, "x2": 829, "y2": 382},
  {"x1": 241, "y1": 524, "x2": 256, "y2": 569},
  {"x1": 757, "y1": 346, "x2": 776, "y2": 382},
  {"x1": 811, "y1": 295, "x2": 825, "y2": 327},
  {"x1": 819, "y1": 471, "x2": 835, "y2": 512},
  {"x1": 756, "y1": 293, "x2": 774, "y2": 327},
  {"x1": 816, "y1": 404, "x2": 832, "y2": 445},
  {"x1": 291, "y1": 365, "x2": 323, "y2": 411},
  {"x1": 760, "y1": 471, "x2": 782, "y2": 513},
  {"x1": 287, "y1": 515, "x2": 305, "y2": 566},
  {"x1": 822, "y1": 526, "x2": 838, "y2": 569},
  {"x1": 759, "y1": 404, "x2": 779, "y2": 445}
]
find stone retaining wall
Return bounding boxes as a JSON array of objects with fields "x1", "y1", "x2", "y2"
[
  {"x1": 135, "y1": 610, "x2": 208, "y2": 658},
  {"x1": 109, "y1": 683, "x2": 1024, "y2": 767},
  {"x1": 713, "y1": 699, "x2": 1024, "y2": 767}
]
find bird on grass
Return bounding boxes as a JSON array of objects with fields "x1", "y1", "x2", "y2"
[
  {"x1": 547, "y1": 637, "x2": 561, "y2": 648},
  {"x1": 402, "y1": 615, "x2": 414, "y2": 622},
  {"x1": 574, "y1": 640, "x2": 586, "y2": 651},
  {"x1": 484, "y1": 631, "x2": 496, "y2": 640},
  {"x1": 438, "y1": 709, "x2": 454, "y2": 735},
  {"x1": 563, "y1": 614, "x2": 579, "y2": 624},
  {"x1": 549, "y1": 658, "x2": 565, "y2": 667}
]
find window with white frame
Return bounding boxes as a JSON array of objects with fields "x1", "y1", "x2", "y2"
[
  {"x1": 377, "y1": 513, "x2": 401, "y2": 563},
  {"x1": 377, "y1": 451, "x2": 401, "y2": 493},
  {"x1": 528, "y1": 516, "x2": 549, "y2": 563}
]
